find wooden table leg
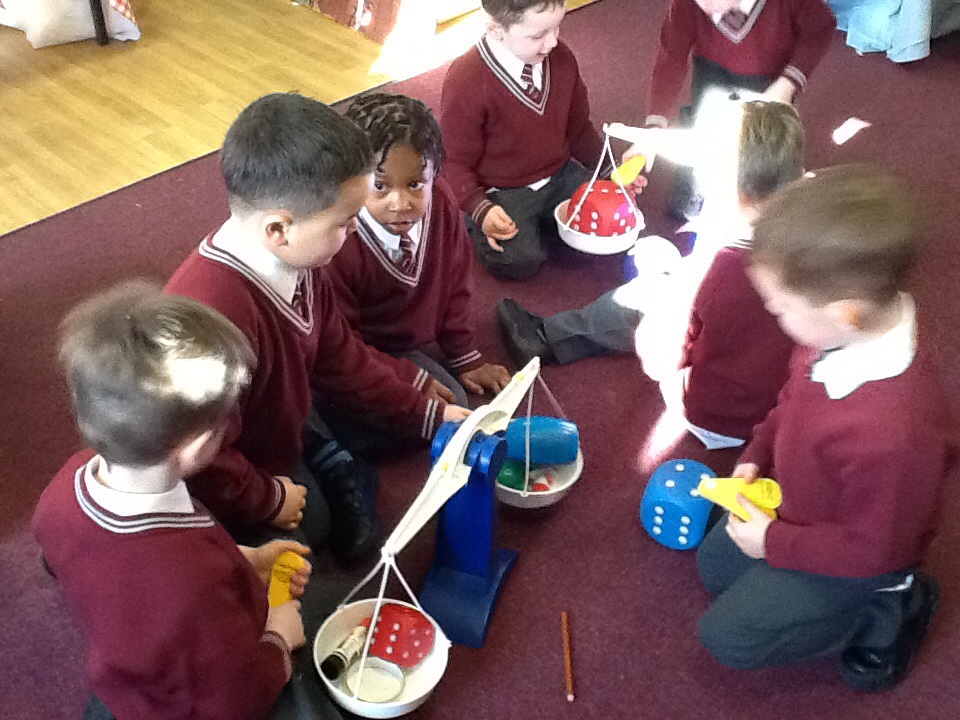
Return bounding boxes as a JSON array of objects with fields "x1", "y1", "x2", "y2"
[{"x1": 89, "y1": 0, "x2": 109, "y2": 45}]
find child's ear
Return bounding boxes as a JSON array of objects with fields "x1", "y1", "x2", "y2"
[
  {"x1": 487, "y1": 18, "x2": 505, "y2": 41},
  {"x1": 173, "y1": 427, "x2": 223, "y2": 476},
  {"x1": 262, "y1": 210, "x2": 293, "y2": 250}
]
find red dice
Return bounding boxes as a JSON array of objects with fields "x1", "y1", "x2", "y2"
[
  {"x1": 568, "y1": 180, "x2": 638, "y2": 237},
  {"x1": 368, "y1": 603, "x2": 436, "y2": 670}
]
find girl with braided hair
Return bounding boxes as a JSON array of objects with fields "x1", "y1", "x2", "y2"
[{"x1": 327, "y1": 93, "x2": 511, "y2": 415}]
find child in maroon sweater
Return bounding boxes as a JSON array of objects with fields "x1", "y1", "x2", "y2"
[
  {"x1": 698, "y1": 166, "x2": 952, "y2": 691},
  {"x1": 34, "y1": 284, "x2": 313, "y2": 720},
  {"x1": 645, "y1": 0, "x2": 834, "y2": 217},
  {"x1": 328, "y1": 93, "x2": 511, "y2": 409},
  {"x1": 440, "y1": 0, "x2": 605, "y2": 280},
  {"x1": 166, "y1": 93, "x2": 470, "y2": 564}
]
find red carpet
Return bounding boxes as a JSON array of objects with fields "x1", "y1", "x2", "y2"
[{"x1": 3, "y1": 1, "x2": 960, "y2": 717}]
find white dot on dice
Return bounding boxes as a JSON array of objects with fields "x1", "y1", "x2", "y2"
[
  {"x1": 678, "y1": 536, "x2": 688, "y2": 545},
  {"x1": 654, "y1": 516, "x2": 663, "y2": 525},
  {"x1": 652, "y1": 526, "x2": 662, "y2": 535},
  {"x1": 655, "y1": 506, "x2": 664, "y2": 515},
  {"x1": 681, "y1": 516, "x2": 691, "y2": 525},
  {"x1": 675, "y1": 463, "x2": 685, "y2": 471},
  {"x1": 665, "y1": 480, "x2": 676, "y2": 488}
]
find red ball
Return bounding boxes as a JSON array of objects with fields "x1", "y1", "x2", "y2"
[{"x1": 567, "y1": 180, "x2": 638, "y2": 237}]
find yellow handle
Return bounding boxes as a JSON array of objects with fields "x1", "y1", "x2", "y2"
[
  {"x1": 696, "y1": 477, "x2": 782, "y2": 522},
  {"x1": 268, "y1": 551, "x2": 306, "y2": 607},
  {"x1": 611, "y1": 155, "x2": 646, "y2": 185}
]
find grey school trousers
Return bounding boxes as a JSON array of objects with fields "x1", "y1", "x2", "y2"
[
  {"x1": 469, "y1": 159, "x2": 592, "y2": 281},
  {"x1": 543, "y1": 286, "x2": 641, "y2": 364},
  {"x1": 696, "y1": 520, "x2": 912, "y2": 669}
]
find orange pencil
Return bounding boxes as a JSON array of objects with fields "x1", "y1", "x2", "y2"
[{"x1": 561, "y1": 610, "x2": 575, "y2": 703}]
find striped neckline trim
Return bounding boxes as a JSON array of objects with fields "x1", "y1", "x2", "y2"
[
  {"x1": 75, "y1": 460, "x2": 215, "y2": 534},
  {"x1": 477, "y1": 38, "x2": 552, "y2": 115},
  {"x1": 715, "y1": 0, "x2": 766, "y2": 45},
  {"x1": 355, "y1": 204, "x2": 432, "y2": 287},
  {"x1": 198, "y1": 238, "x2": 315, "y2": 335}
]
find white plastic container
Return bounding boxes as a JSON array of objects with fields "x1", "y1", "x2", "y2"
[
  {"x1": 555, "y1": 199, "x2": 644, "y2": 255},
  {"x1": 313, "y1": 599, "x2": 451, "y2": 718},
  {"x1": 495, "y1": 448, "x2": 584, "y2": 509}
]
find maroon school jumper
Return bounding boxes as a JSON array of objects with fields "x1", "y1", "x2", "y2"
[
  {"x1": 327, "y1": 178, "x2": 483, "y2": 374},
  {"x1": 739, "y1": 337, "x2": 953, "y2": 578},
  {"x1": 647, "y1": 0, "x2": 835, "y2": 122},
  {"x1": 166, "y1": 238, "x2": 443, "y2": 528},
  {"x1": 34, "y1": 450, "x2": 291, "y2": 720},
  {"x1": 682, "y1": 243, "x2": 795, "y2": 440},
  {"x1": 440, "y1": 38, "x2": 604, "y2": 226}
]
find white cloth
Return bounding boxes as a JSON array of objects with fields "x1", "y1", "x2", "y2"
[
  {"x1": 212, "y1": 220, "x2": 299, "y2": 303},
  {"x1": 358, "y1": 207, "x2": 422, "y2": 263},
  {"x1": 810, "y1": 293, "x2": 917, "y2": 400},
  {"x1": 85, "y1": 456, "x2": 193, "y2": 517}
]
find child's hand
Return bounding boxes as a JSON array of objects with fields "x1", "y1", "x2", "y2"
[
  {"x1": 459, "y1": 363, "x2": 511, "y2": 395},
  {"x1": 731, "y1": 463, "x2": 760, "y2": 484},
  {"x1": 482, "y1": 206, "x2": 519, "y2": 252},
  {"x1": 725, "y1": 496, "x2": 773, "y2": 559},
  {"x1": 425, "y1": 378, "x2": 456, "y2": 404},
  {"x1": 626, "y1": 174, "x2": 648, "y2": 197},
  {"x1": 763, "y1": 76, "x2": 797, "y2": 104},
  {"x1": 443, "y1": 404, "x2": 473, "y2": 423},
  {"x1": 267, "y1": 600, "x2": 306, "y2": 651},
  {"x1": 272, "y1": 477, "x2": 306, "y2": 530},
  {"x1": 242, "y1": 540, "x2": 312, "y2": 595}
]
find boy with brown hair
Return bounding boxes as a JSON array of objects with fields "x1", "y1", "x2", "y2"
[
  {"x1": 503, "y1": 101, "x2": 800, "y2": 448},
  {"x1": 34, "y1": 283, "x2": 313, "y2": 720},
  {"x1": 698, "y1": 166, "x2": 952, "y2": 691},
  {"x1": 440, "y1": 0, "x2": 607, "y2": 280},
  {"x1": 166, "y1": 93, "x2": 469, "y2": 563}
]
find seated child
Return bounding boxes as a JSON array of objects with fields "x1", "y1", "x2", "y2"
[
  {"x1": 166, "y1": 93, "x2": 470, "y2": 563},
  {"x1": 34, "y1": 283, "x2": 312, "y2": 720},
  {"x1": 501, "y1": 101, "x2": 801, "y2": 448},
  {"x1": 440, "y1": 0, "x2": 608, "y2": 280},
  {"x1": 697, "y1": 166, "x2": 951, "y2": 691},
  {"x1": 327, "y1": 92, "x2": 511, "y2": 408},
  {"x1": 645, "y1": 0, "x2": 835, "y2": 217}
]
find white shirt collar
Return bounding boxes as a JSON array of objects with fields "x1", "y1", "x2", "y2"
[
  {"x1": 211, "y1": 219, "x2": 301, "y2": 303},
  {"x1": 84, "y1": 456, "x2": 195, "y2": 517},
  {"x1": 810, "y1": 293, "x2": 917, "y2": 400},
  {"x1": 359, "y1": 207, "x2": 422, "y2": 259},
  {"x1": 485, "y1": 35, "x2": 543, "y2": 89}
]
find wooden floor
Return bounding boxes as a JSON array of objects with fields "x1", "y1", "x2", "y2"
[{"x1": 0, "y1": 0, "x2": 597, "y2": 236}]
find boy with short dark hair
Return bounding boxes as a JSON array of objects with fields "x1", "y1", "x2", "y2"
[
  {"x1": 34, "y1": 283, "x2": 312, "y2": 720},
  {"x1": 166, "y1": 93, "x2": 469, "y2": 563},
  {"x1": 327, "y1": 92, "x2": 511, "y2": 410},
  {"x1": 440, "y1": 0, "x2": 606, "y2": 280},
  {"x1": 698, "y1": 166, "x2": 951, "y2": 691}
]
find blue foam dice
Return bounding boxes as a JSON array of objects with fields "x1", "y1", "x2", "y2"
[
  {"x1": 639, "y1": 459, "x2": 714, "y2": 550},
  {"x1": 504, "y1": 416, "x2": 579, "y2": 465}
]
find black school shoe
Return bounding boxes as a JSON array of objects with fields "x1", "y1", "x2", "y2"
[
  {"x1": 497, "y1": 299, "x2": 555, "y2": 368},
  {"x1": 839, "y1": 573, "x2": 940, "y2": 692},
  {"x1": 304, "y1": 437, "x2": 382, "y2": 565}
]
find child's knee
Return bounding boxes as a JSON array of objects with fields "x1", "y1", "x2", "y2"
[
  {"x1": 481, "y1": 245, "x2": 547, "y2": 281},
  {"x1": 697, "y1": 610, "x2": 764, "y2": 669}
]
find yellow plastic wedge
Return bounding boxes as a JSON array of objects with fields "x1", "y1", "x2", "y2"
[
  {"x1": 696, "y1": 477, "x2": 782, "y2": 522},
  {"x1": 611, "y1": 154, "x2": 647, "y2": 185}
]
